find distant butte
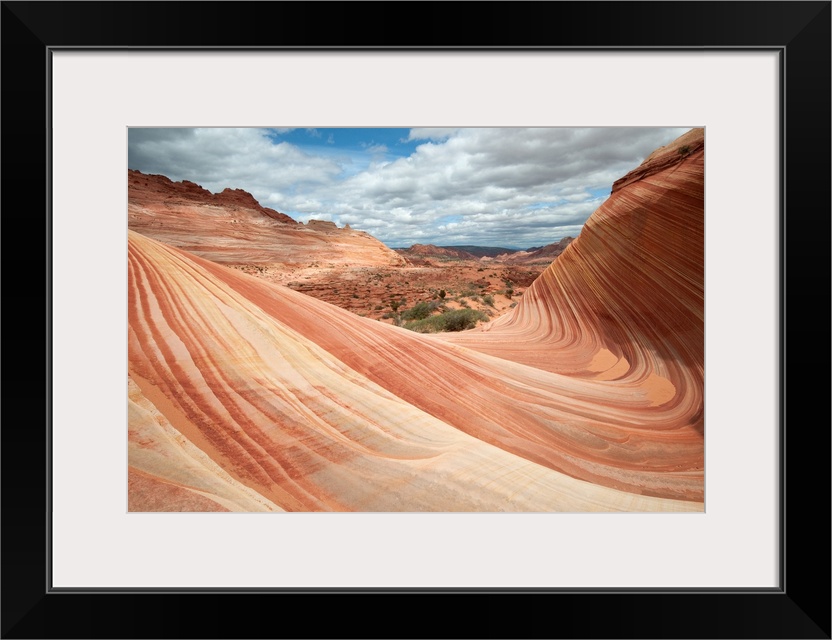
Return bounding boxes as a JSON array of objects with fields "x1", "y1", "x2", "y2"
[{"x1": 494, "y1": 236, "x2": 575, "y2": 264}]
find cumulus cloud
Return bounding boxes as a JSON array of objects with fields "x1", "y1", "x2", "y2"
[{"x1": 128, "y1": 126, "x2": 691, "y2": 248}]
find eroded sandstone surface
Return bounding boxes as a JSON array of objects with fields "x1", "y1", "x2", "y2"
[{"x1": 127, "y1": 129, "x2": 705, "y2": 511}]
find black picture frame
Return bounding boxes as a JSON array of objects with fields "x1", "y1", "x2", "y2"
[{"x1": 2, "y1": 2, "x2": 829, "y2": 638}]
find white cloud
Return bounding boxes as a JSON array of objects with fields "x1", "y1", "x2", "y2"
[{"x1": 129, "y1": 127, "x2": 691, "y2": 248}]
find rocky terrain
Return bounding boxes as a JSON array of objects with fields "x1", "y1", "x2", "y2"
[
  {"x1": 128, "y1": 171, "x2": 553, "y2": 325},
  {"x1": 127, "y1": 128, "x2": 704, "y2": 512}
]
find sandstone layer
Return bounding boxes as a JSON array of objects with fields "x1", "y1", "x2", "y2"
[{"x1": 128, "y1": 129, "x2": 704, "y2": 512}]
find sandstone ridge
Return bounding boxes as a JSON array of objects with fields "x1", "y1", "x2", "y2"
[{"x1": 128, "y1": 169, "x2": 406, "y2": 267}]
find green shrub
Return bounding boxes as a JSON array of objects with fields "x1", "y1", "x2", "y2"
[
  {"x1": 401, "y1": 301, "x2": 434, "y2": 321},
  {"x1": 404, "y1": 308, "x2": 488, "y2": 333},
  {"x1": 482, "y1": 294, "x2": 495, "y2": 307},
  {"x1": 443, "y1": 309, "x2": 487, "y2": 331}
]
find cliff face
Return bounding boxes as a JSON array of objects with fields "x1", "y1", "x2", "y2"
[
  {"x1": 127, "y1": 129, "x2": 704, "y2": 512},
  {"x1": 128, "y1": 170, "x2": 406, "y2": 267}
]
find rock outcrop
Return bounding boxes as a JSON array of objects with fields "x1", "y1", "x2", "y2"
[
  {"x1": 128, "y1": 129, "x2": 704, "y2": 512},
  {"x1": 496, "y1": 236, "x2": 575, "y2": 264},
  {"x1": 397, "y1": 244, "x2": 480, "y2": 261},
  {"x1": 128, "y1": 170, "x2": 406, "y2": 267}
]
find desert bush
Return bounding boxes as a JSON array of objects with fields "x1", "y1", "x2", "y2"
[
  {"x1": 482, "y1": 294, "x2": 495, "y2": 307},
  {"x1": 443, "y1": 309, "x2": 488, "y2": 331},
  {"x1": 404, "y1": 308, "x2": 488, "y2": 333},
  {"x1": 401, "y1": 301, "x2": 435, "y2": 321}
]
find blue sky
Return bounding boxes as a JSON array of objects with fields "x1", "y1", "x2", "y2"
[{"x1": 128, "y1": 127, "x2": 690, "y2": 248}]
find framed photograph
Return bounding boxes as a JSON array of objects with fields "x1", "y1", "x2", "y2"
[{"x1": 3, "y1": 2, "x2": 829, "y2": 638}]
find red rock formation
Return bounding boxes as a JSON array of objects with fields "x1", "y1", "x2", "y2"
[
  {"x1": 128, "y1": 170, "x2": 406, "y2": 267},
  {"x1": 128, "y1": 129, "x2": 704, "y2": 512},
  {"x1": 497, "y1": 236, "x2": 575, "y2": 264}
]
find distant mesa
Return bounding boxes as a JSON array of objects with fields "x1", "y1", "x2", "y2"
[
  {"x1": 496, "y1": 236, "x2": 575, "y2": 264},
  {"x1": 397, "y1": 238, "x2": 575, "y2": 265}
]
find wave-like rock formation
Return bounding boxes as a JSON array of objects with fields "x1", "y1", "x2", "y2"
[
  {"x1": 128, "y1": 129, "x2": 704, "y2": 511},
  {"x1": 128, "y1": 170, "x2": 406, "y2": 267}
]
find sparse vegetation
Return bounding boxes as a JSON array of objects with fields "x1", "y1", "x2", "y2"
[
  {"x1": 678, "y1": 145, "x2": 691, "y2": 156},
  {"x1": 400, "y1": 301, "x2": 437, "y2": 321},
  {"x1": 404, "y1": 308, "x2": 489, "y2": 333},
  {"x1": 260, "y1": 254, "x2": 545, "y2": 326}
]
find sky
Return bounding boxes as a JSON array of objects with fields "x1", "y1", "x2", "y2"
[{"x1": 128, "y1": 127, "x2": 691, "y2": 249}]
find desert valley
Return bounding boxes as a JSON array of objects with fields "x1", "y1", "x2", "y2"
[{"x1": 128, "y1": 127, "x2": 704, "y2": 512}]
